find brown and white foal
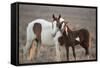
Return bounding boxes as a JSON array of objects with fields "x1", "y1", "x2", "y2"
[
  {"x1": 58, "y1": 23, "x2": 91, "y2": 60},
  {"x1": 58, "y1": 19, "x2": 91, "y2": 61}
]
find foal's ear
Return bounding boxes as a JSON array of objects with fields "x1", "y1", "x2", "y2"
[{"x1": 58, "y1": 14, "x2": 61, "y2": 19}]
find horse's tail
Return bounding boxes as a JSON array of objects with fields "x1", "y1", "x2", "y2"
[{"x1": 89, "y1": 33, "x2": 92, "y2": 48}]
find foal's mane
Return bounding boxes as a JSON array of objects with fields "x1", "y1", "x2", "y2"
[{"x1": 63, "y1": 21, "x2": 72, "y2": 32}]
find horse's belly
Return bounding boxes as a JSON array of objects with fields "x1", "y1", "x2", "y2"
[{"x1": 41, "y1": 29, "x2": 55, "y2": 45}]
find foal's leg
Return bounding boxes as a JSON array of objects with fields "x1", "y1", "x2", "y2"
[
  {"x1": 72, "y1": 46, "x2": 76, "y2": 60},
  {"x1": 81, "y1": 42, "x2": 90, "y2": 59},
  {"x1": 81, "y1": 42, "x2": 89, "y2": 55},
  {"x1": 66, "y1": 47, "x2": 69, "y2": 61}
]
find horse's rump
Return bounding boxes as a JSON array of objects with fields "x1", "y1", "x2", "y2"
[{"x1": 78, "y1": 29, "x2": 91, "y2": 48}]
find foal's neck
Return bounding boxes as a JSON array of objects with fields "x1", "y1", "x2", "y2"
[{"x1": 66, "y1": 25, "x2": 72, "y2": 32}]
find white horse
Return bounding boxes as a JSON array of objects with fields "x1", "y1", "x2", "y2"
[{"x1": 23, "y1": 14, "x2": 64, "y2": 62}]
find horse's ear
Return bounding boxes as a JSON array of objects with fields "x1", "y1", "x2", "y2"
[
  {"x1": 52, "y1": 14, "x2": 55, "y2": 19},
  {"x1": 58, "y1": 14, "x2": 61, "y2": 19}
]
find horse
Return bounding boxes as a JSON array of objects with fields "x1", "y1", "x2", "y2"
[
  {"x1": 54, "y1": 16, "x2": 91, "y2": 61},
  {"x1": 58, "y1": 23, "x2": 80, "y2": 61},
  {"x1": 23, "y1": 14, "x2": 63, "y2": 61}
]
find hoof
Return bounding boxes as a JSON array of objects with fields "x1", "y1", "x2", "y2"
[
  {"x1": 76, "y1": 57, "x2": 80, "y2": 60},
  {"x1": 87, "y1": 55, "x2": 90, "y2": 59}
]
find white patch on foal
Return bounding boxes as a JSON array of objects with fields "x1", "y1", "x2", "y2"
[
  {"x1": 61, "y1": 22, "x2": 65, "y2": 30},
  {"x1": 65, "y1": 26, "x2": 68, "y2": 35},
  {"x1": 59, "y1": 18, "x2": 64, "y2": 23},
  {"x1": 75, "y1": 37, "x2": 80, "y2": 41}
]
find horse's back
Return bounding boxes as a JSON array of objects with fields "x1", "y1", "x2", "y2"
[
  {"x1": 79, "y1": 29, "x2": 89, "y2": 37},
  {"x1": 27, "y1": 19, "x2": 54, "y2": 45},
  {"x1": 28, "y1": 19, "x2": 52, "y2": 29}
]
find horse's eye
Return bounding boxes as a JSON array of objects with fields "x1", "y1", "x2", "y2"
[{"x1": 61, "y1": 21, "x2": 64, "y2": 24}]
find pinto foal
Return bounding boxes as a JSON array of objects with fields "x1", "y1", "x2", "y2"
[
  {"x1": 58, "y1": 23, "x2": 79, "y2": 61},
  {"x1": 58, "y1": 22, "x2": 91, "y2": 61}
]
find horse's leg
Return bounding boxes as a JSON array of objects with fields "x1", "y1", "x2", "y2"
[
  {"x1": 65, "y1": 46, "x2": 69, "y2": 61},
  {"x1": 79, "y1": 30, "x2": 90, "y2": 59},
  {"x1": 55, "y1": 42, "x2": 61, "y2": 61},
  {"x1": 23, "y1": 40, "x2": 32, "y2": 60},
  {"x1": 85, "y1": 46, "x2": 90, "y2": 59},
  {"x1": 72, "y1": 46, "x2": 76, "y2": 60},
  {"x1": 81, "y1": 42, "x2": 89, "y2": 55},
  {"x1": 81, "y1": 42, "x2": 90, "y2": 59},
  {"x1": 85, "y1": 43, "x2": 90, "y2": 59}
]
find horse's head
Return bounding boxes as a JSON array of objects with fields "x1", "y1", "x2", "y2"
[
  {"x1": 52, "y1": 14, "x2": 65, "y2": 29},
  {"x1": 52, "y1": 14, "x2": 65, "y2": 36}
]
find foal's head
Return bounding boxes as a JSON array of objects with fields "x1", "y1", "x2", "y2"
[{"x1": 52, "y1": 14, "x2": 69, "y2": 31}]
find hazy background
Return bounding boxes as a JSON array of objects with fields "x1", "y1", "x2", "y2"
[{"x1": 19, "y1": 4, "x2": 96, "y2": 64}]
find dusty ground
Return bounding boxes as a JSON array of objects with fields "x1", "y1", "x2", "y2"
[{"x1": 19, "y1": 4, "x2": 97, "y2": 64}]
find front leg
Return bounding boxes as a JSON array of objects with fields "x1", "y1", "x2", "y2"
[
  {"x1": 55, "y1": 42, "x2": 61, "y2": 61},
  {"x1": 66, "y1": 47, "x2": 69, "y2": 61},
  {"x1": 72, "y1": 46, "x2": 76, "y2": 60}
]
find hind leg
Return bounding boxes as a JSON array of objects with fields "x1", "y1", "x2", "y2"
[
  {"x1": 85, "y1": 45, "x2": 90, "y2": 59},
  {"x1": 81, "y1": 42, "x2": 90, "y2": 59},
  {"x1": 85, "y1": 47, "x2": 90, "y2": 59},
  {"x1": 81, "y1": 43, "x2": 89, "y2": 55}
]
